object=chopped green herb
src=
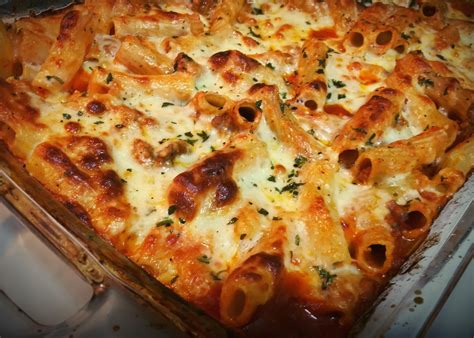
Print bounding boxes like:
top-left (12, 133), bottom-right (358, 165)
top-left (294, 155), bottom-right (308, 168)
top-left (352, 127), bottom-right (367, 134)
top-left (337, 94), bottom-right (346, 100)
top-left (258, 208), bottom-right (269, 216)
top-left (63, 113), bottom-right (72, 120)
top-left (77, 111), bottom-right (83, 116)
top-left (252, 7), bottom-right (263, 15)
top-left (295, 234), bottom-right (300, 246)
top-left (94, 121), bottom-right (104, 125)
top-left (436, 54), bottom-right (446, 61)
top-left (185, 139), bottom-right (198, 146)
top-left (418, 77), bottom-right (434, 87)
top-left (326, 92), bottom-right (332, 100)
top-left (168, 205), bottom-right (177, 215)
top-left (197, 131), bottom-right (209, 142)
top-left (162, 102), bottom-right (175, 107)
top-left (331, 79), bottom-right (346, 88)
top-left (318, 58), bottom-right (326, 68)
top-left (314, 266), bottom-right (336, 290)
top-left (401, 32), bottom-right (410, 40)
top-left (179, 217), bottom-right (186, 224)
top-left (240, 233), bottom-right (247, 240)
top-left (280, 102), bottom-right (287, 113)
top-left (227, 217), bottom-right (238, 225)
top-left (316, 69), bottom-right (325, 74)
top-left (249, 27), bottom-right (261, 39)
top-left (197, 255), bottom-right (211, 264)
top-left (267, 175), bottom-right (276, 182)
top-left (272, 216), bottom-right (282, 221)
top-left (156, 217), bottom-right (174, 227)
top-left (184, 131), bottom-right (193, 137)
top-left (255, 100), bottom-right (263, 110)
top-left (46, 75), bottom-right (64, 84)
top-left (358, 0), bottom-right (372, 7)
top-left (170, 275), bottom-right (179, 284)
top-left (265, 63), bottom-right (275, 70)
top-left (210, 270), bottom-right (227, 281)
top-left (281, 92), bottom-right (287, 99)
top-left (105, 73), bottom-right (113, 84)
top-left (287, 169), bottom-right (298, 179)
top-left (394, 113), bottom-right (400, 125)
top-left (115, 124), bottom-right (125, 129)
top-left (277, 182), bottom-right (305, 196)
top-left (365, 133), bottom-right (376, 146)
top-left (126, 168), bottom-right (132, 172)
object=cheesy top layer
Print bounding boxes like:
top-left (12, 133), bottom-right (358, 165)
top-left (1, 0), bottom-right (473, 335)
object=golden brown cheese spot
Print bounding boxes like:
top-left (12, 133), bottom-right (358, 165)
top-left (57, 11), bottom-right (80, 44)
top-left (155, 140), bottom-right (190, 165)
top-left (132, 138), bottom-right (155, 166)
top-left (86, 100), bottom-right (107, 115)
top-left (423, 76), bottom-right (473, 122)
top-left (366, 95), bottom-right (392, 123)
top-left (173, 53), bottom-right (201, 76)
top-left (238, 253), bottom-right (282, 279)
top-left (168, 150), bottom-right (242, 221)
top-left (222, 71), bottom-right (240, 84)
top-left (100, 169), bottom-right (124, 198)
top-left (192, 0), bottom-right (218, 15)
top-left (29, 139), bottom-right (132, 245)
top-left (0, 80), bottom-right (42, 126)
top-left (209, 50), bottom-right (260, 72)
top-left (61, 136), bottom-right (112, 171)
top-left (39, 143), bottom-right (90, 184)
top-left (434, 25), bottom-right (460, 51)
top-left (64, 121), bottom-right (82, 134)
top-left (249, 83), bottom-right (279, 98)
top-left (112, 105), bottom-right (158, 129)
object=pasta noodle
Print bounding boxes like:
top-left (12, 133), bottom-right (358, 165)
top-left (352, 127), bottom-right (451, 184)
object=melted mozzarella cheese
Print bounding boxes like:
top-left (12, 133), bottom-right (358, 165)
top-left (331, 169), bottom-right (392, 230)
top-left (325, 53), bottom-right (385, 113)
top-left (15, 0), bottom-right (474, 310)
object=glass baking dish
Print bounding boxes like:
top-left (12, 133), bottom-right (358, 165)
top-left (0, 2), bottom-right (472, 336)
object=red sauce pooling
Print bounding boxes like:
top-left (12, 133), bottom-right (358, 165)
top-left (310, 28), bottom-right (338, 40)
top-left (324, 104), bottom-right (352, 117)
